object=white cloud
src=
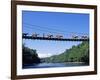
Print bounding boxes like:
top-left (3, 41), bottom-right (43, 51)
top-left (38, 53), bottom-right (54, 58)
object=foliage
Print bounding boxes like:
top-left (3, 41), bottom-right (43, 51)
top-left (42, 41), bottom-right (89, 64)
top-left (22, 44), bottom-right (41, 66)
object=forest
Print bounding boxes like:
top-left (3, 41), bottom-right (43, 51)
top-left (42, 41), bottom-right (89, 64)
top-left (22, 44), bottom-right (41, 67)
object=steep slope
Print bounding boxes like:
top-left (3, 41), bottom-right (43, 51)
top-left (22, 44), bottom-right (41, 66)
top-left (42, 42), bottom-right (89, 64)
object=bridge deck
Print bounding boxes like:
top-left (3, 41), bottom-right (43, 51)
top-left (22, 36), bottom-right (89, 41)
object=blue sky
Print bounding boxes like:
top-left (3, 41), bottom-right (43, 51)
top-left (22, 11), bottom-right (89, 58)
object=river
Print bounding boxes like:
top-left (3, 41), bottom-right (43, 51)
top-left (23, 62), bottom-right (88, 69)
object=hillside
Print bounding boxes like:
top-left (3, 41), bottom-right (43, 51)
top-left (42, 42), bottom-right (89, 64)
top-left (22, 44), bottom-right (41, 67)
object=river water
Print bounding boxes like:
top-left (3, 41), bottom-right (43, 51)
top-left (23, 62), bottom-right (88, 69)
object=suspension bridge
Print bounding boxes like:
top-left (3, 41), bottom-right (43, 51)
top-left (22, 33), bottom-right (89, 41)
top-left (22, 23), bottom-right (89, 41)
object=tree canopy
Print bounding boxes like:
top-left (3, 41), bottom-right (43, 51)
top-left (42, 41), bottom-right (89, 64)
top-left (22, 44), bottom-right (41, 67)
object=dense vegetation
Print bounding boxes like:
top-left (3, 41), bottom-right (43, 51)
top-left (42, 42), bottom-right (89, 64)
top-left (22, 44), bottom-right (41, 66)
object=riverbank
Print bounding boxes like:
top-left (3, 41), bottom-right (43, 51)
top-left (43, 62), bottom-right (87, 64)
top-left (65, 62), bottom-right (86, 64)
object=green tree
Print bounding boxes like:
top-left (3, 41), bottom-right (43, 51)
top-left (43, 41), bottom-right (89, 64)
top-left (22, 44), bottom-right (41, 67)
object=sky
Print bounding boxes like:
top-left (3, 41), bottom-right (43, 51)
top-left (22, 11), bottom-right (89, 58)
